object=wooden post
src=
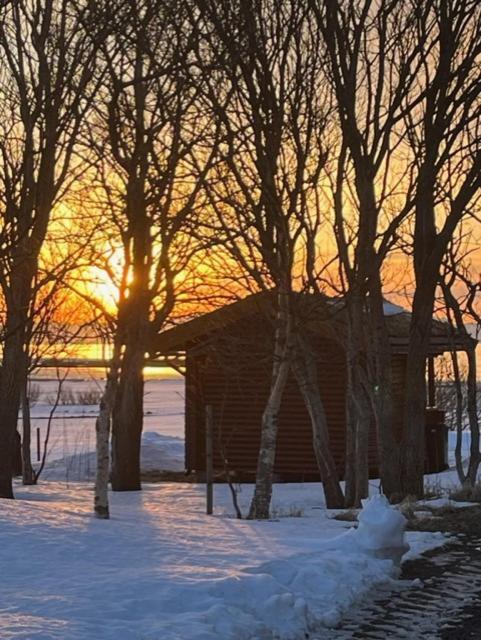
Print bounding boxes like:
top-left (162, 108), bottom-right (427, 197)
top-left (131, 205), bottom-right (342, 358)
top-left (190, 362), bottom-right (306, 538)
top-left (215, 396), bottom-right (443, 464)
top-left (36, 427), bottom-right (41, 462)
top-left (205, 405), bottom-right (214, 515)
top-left (427, 356), bottom-right (436, 407)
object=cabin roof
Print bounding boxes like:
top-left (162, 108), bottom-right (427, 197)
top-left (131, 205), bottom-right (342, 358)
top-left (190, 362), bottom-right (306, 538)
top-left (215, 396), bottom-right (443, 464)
top-left (151, 290), bottom-right (475, 356)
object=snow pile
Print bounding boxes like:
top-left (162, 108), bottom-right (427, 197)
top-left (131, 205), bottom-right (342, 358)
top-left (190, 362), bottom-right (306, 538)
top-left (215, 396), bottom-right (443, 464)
top-left (40, 431), bottom-right (184, 481)
top-left (156, 495), bottom-right (411, 638)
top-left (420, 496), bottom-right (477, 510)
top-left (403, 530), bottom-right (449, 561)
top-left (354, 494), bottom-right (409, 565)
top-left (140, 431), bottom-right (184, 471)
top-left (239, 544), bottom-right (396, 634)
top-left (383, 300), bottom-right (407, 315)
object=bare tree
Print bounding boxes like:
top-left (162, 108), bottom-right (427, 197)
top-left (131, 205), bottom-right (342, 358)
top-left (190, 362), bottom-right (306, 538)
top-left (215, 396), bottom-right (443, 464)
top-left (86, 0), bottom-right (216, 505)
top-left (400, 0), bottom-right (481, 496)
top-left (312, 0), bottom-right (481, 501)
top-left (0, 0), bottom-right (104, 498)
top-left (193, 0), bottom-right (343, 517)
top-left (310, 0), bottom-right (430, 505)
top-left (17, 221), bottom-right (100, 484)
top-left (440, 237), bottom-right (481, 487)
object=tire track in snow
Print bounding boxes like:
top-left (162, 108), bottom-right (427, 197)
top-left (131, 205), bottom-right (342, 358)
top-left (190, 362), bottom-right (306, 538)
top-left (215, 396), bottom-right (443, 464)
top-left (319, 535), bottom-right (481, 639)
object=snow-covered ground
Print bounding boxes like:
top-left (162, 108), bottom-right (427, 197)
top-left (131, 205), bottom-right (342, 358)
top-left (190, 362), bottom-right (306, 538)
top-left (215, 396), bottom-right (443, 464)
top-left (0, 481), bottom-right (447, 640)
top-left (2, 373), bottom-right (473, 639)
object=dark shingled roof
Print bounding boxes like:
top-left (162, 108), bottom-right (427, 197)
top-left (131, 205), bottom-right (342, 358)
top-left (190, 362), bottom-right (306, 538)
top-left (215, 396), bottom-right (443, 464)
top-left (151, 290), bottom-right (476, 356)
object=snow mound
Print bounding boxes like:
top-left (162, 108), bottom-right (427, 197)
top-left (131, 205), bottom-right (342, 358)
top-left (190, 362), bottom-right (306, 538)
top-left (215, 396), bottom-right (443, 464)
top-left (40, 431), bottom-right (184, 481)
top-left (383, 300), bottom-right (407, 315)
top-left (140, 431), bottom-right (184, 471)
top-left (158, 495), bottom-right (410, 638)
top-left (355, 494), bottom-right (409, 564)
top-left (240, 546), bottom-right (395, 634)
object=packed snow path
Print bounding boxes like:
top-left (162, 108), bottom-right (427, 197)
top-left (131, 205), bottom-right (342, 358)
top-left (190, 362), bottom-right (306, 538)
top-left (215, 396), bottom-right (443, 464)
top-left (326, 534), bottom-right (481, 639)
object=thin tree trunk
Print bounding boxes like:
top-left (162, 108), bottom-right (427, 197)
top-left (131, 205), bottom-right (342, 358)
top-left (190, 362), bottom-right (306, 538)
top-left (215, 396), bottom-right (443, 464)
top-left (20, 382), bottom-right (35, 485)
top-left (344, 295), bottom-right (371, 507)
top-left (94, 402), bottom-right (112, 518)
top-left (344, 376), bottom-right (370, 509)
top-left (465, 346), bottom-right (480, 486)
top-left (248, 290), bottom-right (292, 519)
top-left (291, 334), bottom-right (344, 508)
top-left (354, 408), bottom-right (370, 506)
top-left (401, 363), bottom-right (428, 497)
top-left (247, 357), bottom-right (290, 519)
top-left (344, 393), bottom-right (357, 507)
top-left (369, 280), bottom-right (401, 499)
top-left (451, 349), bottom-right (466, 485)
top-left (94, 343), bottom-right (122, 518)
top-left (442, 283), bottom-right (480, 488)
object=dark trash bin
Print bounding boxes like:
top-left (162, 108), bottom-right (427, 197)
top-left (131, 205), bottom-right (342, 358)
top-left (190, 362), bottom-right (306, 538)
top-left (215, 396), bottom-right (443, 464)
top-left (425, 409), bottom-right (448, 473)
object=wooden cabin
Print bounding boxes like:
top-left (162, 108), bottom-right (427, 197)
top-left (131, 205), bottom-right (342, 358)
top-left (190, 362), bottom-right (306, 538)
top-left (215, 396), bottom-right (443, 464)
top-left (152, 292), bottom-right (474, 481)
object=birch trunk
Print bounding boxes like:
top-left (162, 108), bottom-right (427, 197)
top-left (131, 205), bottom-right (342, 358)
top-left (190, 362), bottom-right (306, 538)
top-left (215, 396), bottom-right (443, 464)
top-left (291, 335), bottom-right (344, 508)
top-left (94, 377), bottom-right (116, 518)
top-left (94, 343), bottom-right (122, 518)
top-left (247, 358), bottom-right (290, 519)
top-left (248, 290), bottom-right (292, 519)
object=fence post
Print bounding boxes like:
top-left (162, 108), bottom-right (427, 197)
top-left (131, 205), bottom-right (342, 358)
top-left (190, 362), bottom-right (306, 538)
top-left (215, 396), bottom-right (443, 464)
top-left (36, 427), bottom-right (41, 462)
top-left (205, 405), bottom-right (214, 515)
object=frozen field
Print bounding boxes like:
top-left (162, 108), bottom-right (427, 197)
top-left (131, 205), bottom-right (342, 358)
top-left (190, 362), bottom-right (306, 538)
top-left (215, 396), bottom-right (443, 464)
top-left (27, 375), bottom-right (185, 481)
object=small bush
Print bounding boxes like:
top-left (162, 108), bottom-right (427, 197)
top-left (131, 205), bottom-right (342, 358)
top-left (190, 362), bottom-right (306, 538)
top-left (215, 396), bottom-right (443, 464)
top-left (423, 480), bottom-right (443, 500)
top-left (449, 483), bottom-right (481, 503)
top-left (396, 496), bottom-right (423, 524)
top-left (27, 383), bottom-right (41, 406)
top-left (46, 387), bottom-right (76, 405)
top-left (270, 505), bottom-right (304, 518)
top-left (46, 386), bottom-right (102, 406)
top-left (75, 389), bottom-right (102, 405)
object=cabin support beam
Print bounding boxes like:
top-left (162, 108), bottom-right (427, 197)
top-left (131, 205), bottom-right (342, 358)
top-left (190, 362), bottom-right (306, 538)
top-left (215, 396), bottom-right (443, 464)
top-left (427, 356), bottom-right (436, 407)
